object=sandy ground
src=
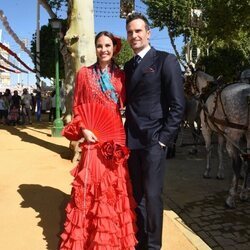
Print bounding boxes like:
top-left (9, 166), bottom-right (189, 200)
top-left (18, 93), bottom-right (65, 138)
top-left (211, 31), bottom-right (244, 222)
top-left (0, 120), bottom-right (209, 250)
top-left (0, 123), bottom-right (71, 249)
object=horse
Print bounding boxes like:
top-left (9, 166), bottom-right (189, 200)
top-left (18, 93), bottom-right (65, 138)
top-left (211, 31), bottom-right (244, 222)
top-left (240, 69), bottom-right (250, 84)
top-left (167, 72), bottom-right (203, 157)
top-left (178, 92), bottom-right (202, 154)
top-left (180, 71), bottom-right (208, 154)
top-left (190, 70), bottom-right (250, 208)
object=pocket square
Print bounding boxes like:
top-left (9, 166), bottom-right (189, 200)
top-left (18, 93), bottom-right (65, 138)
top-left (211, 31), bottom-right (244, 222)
top-left (143, 67), bottom-right (155, 73)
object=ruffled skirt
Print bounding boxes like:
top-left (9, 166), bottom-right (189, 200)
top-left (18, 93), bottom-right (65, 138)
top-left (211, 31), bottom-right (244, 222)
top-left (59, 143), bottom-right (137, 249)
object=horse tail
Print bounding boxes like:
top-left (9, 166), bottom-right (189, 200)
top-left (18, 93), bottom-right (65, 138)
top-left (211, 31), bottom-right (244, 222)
top-left (246, 94), bottom-right (250, 159)
top-left (248, 94), bottom-right (250, 131)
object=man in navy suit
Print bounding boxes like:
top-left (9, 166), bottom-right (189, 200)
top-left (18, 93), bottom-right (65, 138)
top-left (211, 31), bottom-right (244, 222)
top-left (124, 12), bottom-right (185, 249)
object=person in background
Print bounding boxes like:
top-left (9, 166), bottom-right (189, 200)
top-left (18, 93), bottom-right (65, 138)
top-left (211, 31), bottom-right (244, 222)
top-left (30, 93), bottom-right (36, 115)
top-left (35, 90), bottom-right (42, 121)
top-left (8, 90), bottom-right (21, 125)
top-left (49, 90), bottom-right (56, 122)
top-left (11, 90), bottom-right (21, 119)
top-left (0, 92), bottom-right (8, 124)
top-left (59, 31), bottom-right (137, 249)
top-left (44, 92), bottom-right (51, 115)
top-left (21, 88), bottom-right (32, 124)
top-left (11, 90), bottom-right (21, 110)
top-left (4, 88), bottom-right (11, 116)
top-left (4, 88), bottom-right (12, 104)
top-left (59, 81), bottom-right (66, 115)
top-left (124, 12), bottom-right (185, 249)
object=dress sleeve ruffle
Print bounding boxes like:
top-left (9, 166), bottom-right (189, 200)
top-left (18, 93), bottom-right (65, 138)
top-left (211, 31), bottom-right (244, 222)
top-left (61, 67), bottom-right (87, 142)
top-left (62, 116), bottom-right (84, 141)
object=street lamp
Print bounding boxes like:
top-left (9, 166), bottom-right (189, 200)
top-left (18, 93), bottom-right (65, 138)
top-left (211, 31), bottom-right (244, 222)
top-left (49, 18), bottom-right (64, 137)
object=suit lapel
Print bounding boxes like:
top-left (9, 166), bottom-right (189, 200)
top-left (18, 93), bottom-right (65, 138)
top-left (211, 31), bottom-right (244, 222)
top-left (128, 48), bottom-right (158, 95)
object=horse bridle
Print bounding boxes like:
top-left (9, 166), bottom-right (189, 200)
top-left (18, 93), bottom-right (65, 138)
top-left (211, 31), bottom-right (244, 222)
top-left (186, 70), bottom-right (249, 154)
top-left (184, 71), bottom-right (200, 98)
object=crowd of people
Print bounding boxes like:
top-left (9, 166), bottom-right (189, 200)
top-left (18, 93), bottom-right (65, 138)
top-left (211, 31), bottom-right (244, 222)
top-left (0, 87), bottom-right (65, 125)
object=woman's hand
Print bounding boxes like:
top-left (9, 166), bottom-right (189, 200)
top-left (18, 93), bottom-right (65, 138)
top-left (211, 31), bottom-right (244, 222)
top-left (82, 129), bottom-right (98, 143)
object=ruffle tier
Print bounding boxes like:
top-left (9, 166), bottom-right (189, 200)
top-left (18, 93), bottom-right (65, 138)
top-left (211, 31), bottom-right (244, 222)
top-left (59, 144), bottom-right (137, 249)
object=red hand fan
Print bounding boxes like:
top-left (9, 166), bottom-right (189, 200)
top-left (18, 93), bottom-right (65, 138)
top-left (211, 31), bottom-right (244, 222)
top-left (75, 102), bottom-right (126, 145)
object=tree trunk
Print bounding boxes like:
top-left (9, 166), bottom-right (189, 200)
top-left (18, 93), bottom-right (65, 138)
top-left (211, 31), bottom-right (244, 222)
top-left (63, 0), bottom-right (96, 123)
top-left (40, 0), bottom-right (95, 123)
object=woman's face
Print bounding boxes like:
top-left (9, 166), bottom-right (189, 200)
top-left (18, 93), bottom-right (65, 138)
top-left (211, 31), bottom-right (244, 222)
top-left (95, 35), bottom-right (115, 66)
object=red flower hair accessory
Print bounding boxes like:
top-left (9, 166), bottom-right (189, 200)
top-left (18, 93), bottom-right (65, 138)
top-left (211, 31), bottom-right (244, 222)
top-left (113, 144), bottom-right (130, 163)
top-left (113, 36), bottom-right (122, 56)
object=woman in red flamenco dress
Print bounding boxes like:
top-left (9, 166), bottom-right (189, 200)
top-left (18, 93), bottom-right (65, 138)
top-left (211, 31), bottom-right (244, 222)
top-left (59, 31), bottom-right (137, 249)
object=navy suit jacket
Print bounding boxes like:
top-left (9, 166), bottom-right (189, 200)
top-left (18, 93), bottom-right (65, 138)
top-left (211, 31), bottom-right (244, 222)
top-left (124, 47), bottom-right (185, 149)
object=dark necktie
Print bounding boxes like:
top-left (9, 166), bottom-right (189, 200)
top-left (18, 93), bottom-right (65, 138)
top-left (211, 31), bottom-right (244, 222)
top-left (133, 55), bottom-right (141, 69)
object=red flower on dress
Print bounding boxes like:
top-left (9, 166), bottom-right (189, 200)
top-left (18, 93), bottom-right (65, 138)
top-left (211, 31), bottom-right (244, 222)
top-left (101, 140), bottom-right (115, 160)
top-left (100, 141), bottom-right (130, 164)
top-left (114, 144), bottom-right (130, 164)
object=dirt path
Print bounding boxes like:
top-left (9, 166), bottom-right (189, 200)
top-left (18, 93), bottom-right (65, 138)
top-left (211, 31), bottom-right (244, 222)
top-left (0, 123), bottom-right (72, 249)
top-left (0, 121), bottom-right (210, 250)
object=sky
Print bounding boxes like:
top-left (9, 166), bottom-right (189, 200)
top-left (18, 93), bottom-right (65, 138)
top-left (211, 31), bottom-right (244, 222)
top-left (0, 0), bottom-right (183, 89)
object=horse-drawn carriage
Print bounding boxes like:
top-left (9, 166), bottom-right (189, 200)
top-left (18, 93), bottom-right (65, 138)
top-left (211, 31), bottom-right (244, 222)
top-left (183, 68), bottom-right (250, 208)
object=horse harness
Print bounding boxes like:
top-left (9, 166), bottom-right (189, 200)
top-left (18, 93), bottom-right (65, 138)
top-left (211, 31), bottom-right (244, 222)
top-left (202, 83), bottom-right (248, 131)
top-left (186, 71), bottom-right (250, 158)
top-left (188, 72), bottom-right (249, 132)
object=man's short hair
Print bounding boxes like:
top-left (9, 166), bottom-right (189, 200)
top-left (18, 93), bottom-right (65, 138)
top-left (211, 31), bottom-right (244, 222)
top-left (126, 12), bottom-right (150, 30)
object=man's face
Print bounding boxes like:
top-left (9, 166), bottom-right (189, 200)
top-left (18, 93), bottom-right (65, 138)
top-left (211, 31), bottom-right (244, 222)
top-left (126, 18), bottom-right (151, 54)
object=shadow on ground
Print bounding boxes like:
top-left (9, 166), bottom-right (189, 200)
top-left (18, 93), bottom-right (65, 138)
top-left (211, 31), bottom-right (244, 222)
top-left (164, 132), bottom-right (250, 250)
top-left (17, 184), bottom-right (70, 250)
top-left (0, 125), bottom-right (71, 160)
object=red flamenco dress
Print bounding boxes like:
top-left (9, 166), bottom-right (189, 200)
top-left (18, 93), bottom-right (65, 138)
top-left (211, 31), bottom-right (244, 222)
top-left (59, 64), bottom-right (137, 249)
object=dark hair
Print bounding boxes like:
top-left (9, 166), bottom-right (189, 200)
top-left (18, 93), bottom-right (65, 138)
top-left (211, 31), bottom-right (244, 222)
top-left (126, 12), bottom-right (150, 30)
top-left (95, 31), bottom-right (117, 47)
top-left (5, 88), bottom-right (11, 95)
top-left (51, 90), bottom-right (56, 97)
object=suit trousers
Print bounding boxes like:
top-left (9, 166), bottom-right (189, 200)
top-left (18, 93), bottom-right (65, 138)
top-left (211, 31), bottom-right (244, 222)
top-left (128, 143), bottom-right (167, 250)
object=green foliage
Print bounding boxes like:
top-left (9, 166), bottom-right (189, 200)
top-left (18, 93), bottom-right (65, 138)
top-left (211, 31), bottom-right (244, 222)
top-left (198, 47), bottom-right (250, 82)
top-left (47, 0), bottom-right (68, 11)
top-left (31, 23), bottom-right (65, 79)
top-left (142, 0), bottom-right (250, 80)
top-left (114, 38), bottom-right (134, 68)
top-left (143, 0), bottom-right (250, 46)
top-left (203, 0), bottom-right (250, 44)
top-left (142, 0), bottom-right (190, 37)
